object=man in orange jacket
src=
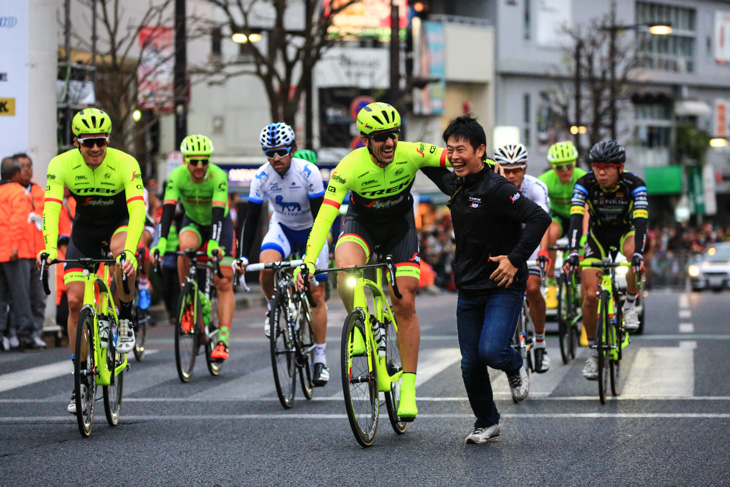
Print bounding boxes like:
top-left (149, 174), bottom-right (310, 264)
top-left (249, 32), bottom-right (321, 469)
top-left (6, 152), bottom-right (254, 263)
top-left (13, 153), bottom-right (47, 349)
top-left (0, 157), bottom-right (39, 351)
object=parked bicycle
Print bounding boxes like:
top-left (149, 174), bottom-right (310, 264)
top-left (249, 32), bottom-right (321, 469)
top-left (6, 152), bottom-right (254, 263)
top-left (40, 251), bottom-right (129, 437)
top-left (239, 259), bottom-right (315, 409)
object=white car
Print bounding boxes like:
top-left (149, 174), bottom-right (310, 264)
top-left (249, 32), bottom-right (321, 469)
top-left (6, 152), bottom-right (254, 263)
top-left (688, 242), bottom-right (730, 292)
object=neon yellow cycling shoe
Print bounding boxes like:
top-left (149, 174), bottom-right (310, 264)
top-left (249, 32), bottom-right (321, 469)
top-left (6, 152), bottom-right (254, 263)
top-left (546, 284), bottom-right (558, 309)
top-left (397, 373), bottom-right (418, 421)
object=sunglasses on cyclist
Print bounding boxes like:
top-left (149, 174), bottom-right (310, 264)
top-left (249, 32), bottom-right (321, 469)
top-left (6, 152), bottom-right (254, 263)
top-left (368, 129), bottom-right (400, 143)
top-left (187, 157), bottom-right (210, 166)
top-left (552, 163), bottom-right (575, 171)
top-left (591, 163), bottom-right (620, 171)
top-left (264, 147), bottom-right (292, 159)
top-left (78, 136), bottom-right (109, 149)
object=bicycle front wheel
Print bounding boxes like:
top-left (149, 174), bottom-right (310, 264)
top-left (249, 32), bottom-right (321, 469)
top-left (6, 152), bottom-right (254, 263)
top-left (610, 302), bottom-right (622, 397)
top-left (74, 309), bottom-right (97, 437)
top-left (270, 294), bottom-right (296, 409)
top-left (383, 318), bottom-right (407, 435)
top-left (103, 341), bottom-right (124, 426)
top-left (557, 275), bottom-right (571, 364)
top-left (205, 290), bottom-right (223, 376)
top-left (295, 298), bottom-right (314, 400)
top-left (133, 306), bottom-right (148, 362)
top-left (174, 283), bottom-right (199, 383)
top-left (596, 291), bottom-right (610, 405)
top-left (341, 310), bottom-right (379, 447)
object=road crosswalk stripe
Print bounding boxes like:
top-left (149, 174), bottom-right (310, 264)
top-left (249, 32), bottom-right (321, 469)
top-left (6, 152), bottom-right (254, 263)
top-left (623, 342), bottom-right (695, 397)
top-left (679, 323), bottom-right (694, 333)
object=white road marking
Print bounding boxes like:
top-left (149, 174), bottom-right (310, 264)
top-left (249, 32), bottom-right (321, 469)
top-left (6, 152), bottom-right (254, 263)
top-left (679, 323), bottom-right (694, 333)
top-left (415, 348), bottom-right (461, 387)
top-left (679, 294), bottom-right (689, 309)
top-left (623, 342), bottom-right (695, 397)
top-left (679, 309), bottom-right (692, 319)
top-left (191, 365), bottom-right (276, 400)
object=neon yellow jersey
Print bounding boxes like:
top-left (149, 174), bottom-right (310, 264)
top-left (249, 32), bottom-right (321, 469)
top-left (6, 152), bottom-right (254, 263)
top-left (304, 141), bottom-right (449, 266)
top-left (43, 147), bottom-right (146, 255)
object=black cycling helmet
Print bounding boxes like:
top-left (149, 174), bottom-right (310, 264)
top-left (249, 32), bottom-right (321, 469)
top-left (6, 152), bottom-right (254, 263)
top-left (588, 139), bottom-right (626, 164)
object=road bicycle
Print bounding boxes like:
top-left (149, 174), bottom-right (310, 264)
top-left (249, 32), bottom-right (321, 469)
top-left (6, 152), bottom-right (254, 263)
top-left (131, 246), bottom-right (151, 362)
top-left (40, 251), bottom-right (129, 437)
top-left (577, 256), bottom-right (636, 404)
top-left (302, 255), bottom-right (406, 448)
top-left (158, 248), bottom-right (223, 383)
top-left (550, 244), bottom-right (583, 364)
top-left (240, 259), bottom-right (315, 409)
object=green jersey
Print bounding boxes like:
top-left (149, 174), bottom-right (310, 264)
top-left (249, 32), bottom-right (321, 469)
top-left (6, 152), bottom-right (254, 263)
top-left (163, 164), bottom-right (229, 226)
top-left (538, 167), bottom-right (587, 219)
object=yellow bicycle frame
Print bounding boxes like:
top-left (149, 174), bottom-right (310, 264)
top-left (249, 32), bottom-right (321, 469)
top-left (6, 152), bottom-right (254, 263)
top-left (348, 266), bottom-right (403, 393)
top-left (592, 262), bottom-right (631, 360)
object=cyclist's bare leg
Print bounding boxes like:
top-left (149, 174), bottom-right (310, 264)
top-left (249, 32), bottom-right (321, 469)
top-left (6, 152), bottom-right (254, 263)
top-left (65, 280), bottom-right (85, 355)
top-left (258, 248), bottom-right (284, 300)
top-left (309, 283), bottom-right (327, 344)
top-left (177, 229), bottom-right (200, 286)
top-left (526, 274), bottom-right (546, 334)
top-left (214, 266), bottom-right (235, 324)
top-left (622, 236), bottom-right (638, 295)
top-left (111, 231), bottom-right (136, 304)
top-left (581, 267), bottom-right (600, 340)
top-left (547, 220), bottom-right (561, 278)
top-left (334, 241), bottom-right (367, 312)
top-left (390, 275), bottom-right (420, 374)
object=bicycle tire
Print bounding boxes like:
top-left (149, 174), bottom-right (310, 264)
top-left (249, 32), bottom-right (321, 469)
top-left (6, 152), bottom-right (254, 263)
top-left (295, 297), bottom-right (314, 400)
top-left (383, 318), bottom-right (407, 435)
top-left (557, 275), bottom-right (571, 364)
top-left (174, 283), bottom-right (199, 383)
top-left (270, 293), bottom-right (296, 409)
top-left (610, 298), bottom-right (622, 397)
top-left (634, 289), bottom-right (646, 335)
top-left (133, 306), bottom-right (148, 362)
top-left (74, 308), bottom-right (96, 437)
top-left (523, 302), bottom-right (536, 374)
top-left (341, 309), bottom-right (379, 447)
top-left (103, 332), bottom-right (124, 426)
top-left (205, 289), bottom-right (223, 376)
top-left (511, 311), bottom-right (530, 404)
top-left (596, 291), bottom-right (610, 405)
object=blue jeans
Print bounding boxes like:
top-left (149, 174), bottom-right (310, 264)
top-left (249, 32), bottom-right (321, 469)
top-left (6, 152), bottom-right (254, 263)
top-left (457, 288), bottom-right (523, 428)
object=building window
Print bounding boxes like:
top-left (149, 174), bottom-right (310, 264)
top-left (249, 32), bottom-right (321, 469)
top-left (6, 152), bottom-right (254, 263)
top-left (636, 2), bottom-right (695, 73)
top-left (634, 103), bottom-right (672, 148)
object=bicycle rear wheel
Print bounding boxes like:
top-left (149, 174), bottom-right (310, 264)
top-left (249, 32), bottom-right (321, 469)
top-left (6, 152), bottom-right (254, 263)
top-left (596, 292), bottom-right (610, 405)
top-left (103, 336), bottom-right (124, 426)
top-left (74, 309), bottom-right (97, 437)
top-left (510, 313), bottom-right (530, 403)
top-left (205, 289), bottom-right (223, 376)
top-left (341, 309), bottom-right (379, 447)
top-left (270, 294), bottom-right (296, 409)
top-left (132, 306), bottom-right (148, 362)
top-left (295, 298), bottom-right (314, 400)
top-left (557, 275), bottom-right (572, 364)
top-left (174, 283), bottom-right (199, 383)
top-left (383, 318), bottom-right (407, 435)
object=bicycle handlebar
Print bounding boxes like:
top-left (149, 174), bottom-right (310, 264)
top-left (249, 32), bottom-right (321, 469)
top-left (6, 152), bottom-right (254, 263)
top-left (38, 253), bottom-right (122, 296)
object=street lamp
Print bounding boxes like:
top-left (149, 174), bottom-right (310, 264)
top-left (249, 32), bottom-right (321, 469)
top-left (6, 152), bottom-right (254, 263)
top-left (710, 138), bottom-right (728, 148)
top-left (600, 1), bottom-right (672, 139)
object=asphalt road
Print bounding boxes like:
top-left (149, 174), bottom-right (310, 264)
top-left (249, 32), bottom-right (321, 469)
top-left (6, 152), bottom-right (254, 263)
top-left (1, 287), bottom-right (729, 486)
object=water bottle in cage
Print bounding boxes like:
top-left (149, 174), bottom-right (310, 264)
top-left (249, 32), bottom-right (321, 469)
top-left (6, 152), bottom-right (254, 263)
top-left (370, 316), bottom-right (386, 357)
top-left (98, 315), bottom-right (111, 348)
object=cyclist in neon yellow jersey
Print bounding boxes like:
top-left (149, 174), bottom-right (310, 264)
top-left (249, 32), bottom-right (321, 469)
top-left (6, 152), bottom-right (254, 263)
top-left (152, 134), bottom-right (236, 361)
top-left (38, 107), bottom-right (146, 414)
top-left (296, 102), bottom-right (450, 421)
top-left (539, 141), bottom-right (587, 308)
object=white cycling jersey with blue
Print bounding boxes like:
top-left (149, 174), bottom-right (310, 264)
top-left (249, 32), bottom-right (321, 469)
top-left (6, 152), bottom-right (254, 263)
top-left (248, 157), bottom-right (325, 231)
top-left (518, 175), bottom-right (550, 265)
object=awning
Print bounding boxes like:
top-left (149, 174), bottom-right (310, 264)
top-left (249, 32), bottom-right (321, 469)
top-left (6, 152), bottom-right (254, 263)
top-left (645, 165), bottom-right (683, 195)
top-left (675, 100), bottom-right (712, 117)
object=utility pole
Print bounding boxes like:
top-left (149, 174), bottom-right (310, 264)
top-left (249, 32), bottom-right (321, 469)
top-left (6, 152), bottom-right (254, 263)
top-left (574, 39), bottom-right (583, 160)
top-left (389, 1), bottom-right (400, 108)
top-left (304, 0), bottom-right (314, 149)
top-left (608, 0), bottom-right (617, 140)
top-left (174, 0), bottom-right (187, 147)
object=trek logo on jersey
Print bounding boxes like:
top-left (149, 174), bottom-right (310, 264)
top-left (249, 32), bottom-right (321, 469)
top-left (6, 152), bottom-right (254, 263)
top-left (76, 188), bottom-right (115, 195)
top-left (510, 192), bottom-right (521, 204)
top-left (360, 181), bottom-right (410, 197)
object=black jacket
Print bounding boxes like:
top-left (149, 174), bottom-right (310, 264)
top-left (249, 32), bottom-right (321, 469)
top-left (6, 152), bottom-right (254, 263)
top-left (423, 165), bottom-right (551, 294)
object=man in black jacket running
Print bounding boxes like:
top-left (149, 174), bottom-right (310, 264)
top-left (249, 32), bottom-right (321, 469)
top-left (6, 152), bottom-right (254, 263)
top-left (423, 115), bottom-right (550, 444)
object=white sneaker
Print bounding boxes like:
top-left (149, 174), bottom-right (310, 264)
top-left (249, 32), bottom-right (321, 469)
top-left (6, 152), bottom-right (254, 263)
top-left (465, 424), bottom-right (500, 444)
top-left (67, 385), bottom-right (88, 415)
top-left (506, 366), bottom-right (529, 402)
top-left (8, 335), bottom-right (19, 349)
top-left (1, 336), bottom-right (9, 351)
top-left (116, 319), bottom-right (135, 354)
top-left (32, 336), bottom-right (47, 349)
top-left (623, 308), bottom-right (639, 332)
top-left (583, 356), bottom-right (598, 380)
top-left (264, 311), bottom-right (271, 338)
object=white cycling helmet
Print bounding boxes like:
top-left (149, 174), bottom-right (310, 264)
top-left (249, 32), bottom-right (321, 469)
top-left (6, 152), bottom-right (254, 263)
top-left (493, 144), bottom-right (529, 167)
top-left (259, 123), bottom-right (295, 149)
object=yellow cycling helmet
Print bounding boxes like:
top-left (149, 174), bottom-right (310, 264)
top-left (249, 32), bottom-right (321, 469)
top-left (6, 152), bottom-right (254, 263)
top-left (547, 140), bottom-right (578, 165)
top-left (180, 134), bottom-right (214, 156)
top-left (72, 108), bottom-right (112, 136)
top-left (357, 102), bottom-right (401, 136)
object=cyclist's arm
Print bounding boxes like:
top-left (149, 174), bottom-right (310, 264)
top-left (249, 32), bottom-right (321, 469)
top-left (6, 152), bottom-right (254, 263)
top-left (158, 171), bottom-right (182, 240)
top-left (41, 158), bottom-right (65, 255)
top-left (303, 166), bottom-right (350, 266)
top-left (238, 201), bottom-right (262, 260)
top-left (533, 180), bottom-right (551, 252)
top-left (210, 167), bottom-right (228, 244)
top-left (309, 195), bottom-right (324, 219)
top-left (122, 161), bottom-right (146, 255)
top-left (568, 179), bottom-right (588, 252)
top-left (631, 182), bottom-right (649, 255)
top-left (305, 161), bottom-right (325, 219)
